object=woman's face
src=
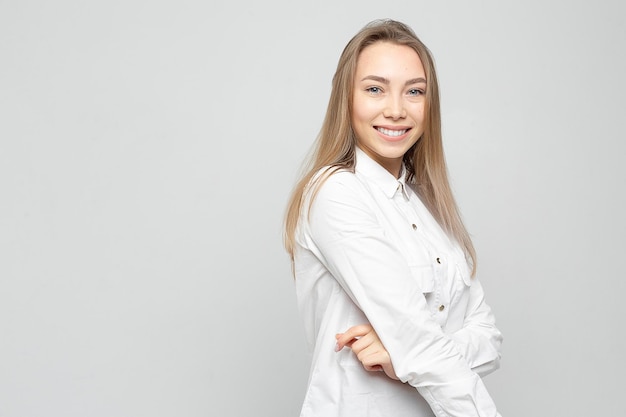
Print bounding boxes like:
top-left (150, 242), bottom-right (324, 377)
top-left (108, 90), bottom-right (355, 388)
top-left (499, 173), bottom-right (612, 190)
top-left (351, 41), bottom-right (426, 177)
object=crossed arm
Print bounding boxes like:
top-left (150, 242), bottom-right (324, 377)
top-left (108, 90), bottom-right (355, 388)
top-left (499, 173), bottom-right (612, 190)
top-left (336, 280), bottom-right (503, 382)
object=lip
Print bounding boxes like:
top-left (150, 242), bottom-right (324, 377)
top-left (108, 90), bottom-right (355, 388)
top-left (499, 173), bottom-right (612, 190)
top-left (374, 126), bottom-right (412, 142)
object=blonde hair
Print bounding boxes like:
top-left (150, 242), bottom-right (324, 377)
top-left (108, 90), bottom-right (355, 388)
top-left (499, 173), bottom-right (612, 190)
top-left (283, 19), bottom-right (477, 276)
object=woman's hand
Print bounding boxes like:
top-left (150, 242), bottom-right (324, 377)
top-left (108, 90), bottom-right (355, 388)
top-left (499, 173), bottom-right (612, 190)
top-left (335, 324), bottom-right (399, 380)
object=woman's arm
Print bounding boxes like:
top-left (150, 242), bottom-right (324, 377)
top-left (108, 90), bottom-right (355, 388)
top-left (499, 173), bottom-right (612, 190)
top-left (338, 285), bottom-right (503, 380)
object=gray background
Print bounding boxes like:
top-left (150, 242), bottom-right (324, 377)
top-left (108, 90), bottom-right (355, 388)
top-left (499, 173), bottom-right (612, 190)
top-left (1, 1), bottom-right (624, 416)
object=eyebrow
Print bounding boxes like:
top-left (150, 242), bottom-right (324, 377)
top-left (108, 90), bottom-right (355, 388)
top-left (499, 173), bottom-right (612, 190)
top-left (360, 75), bottom-right (427, 86)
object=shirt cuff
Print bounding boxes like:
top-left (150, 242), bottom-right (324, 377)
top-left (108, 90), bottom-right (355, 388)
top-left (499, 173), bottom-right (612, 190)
top-left (417, 373), bottom-right (501, 417)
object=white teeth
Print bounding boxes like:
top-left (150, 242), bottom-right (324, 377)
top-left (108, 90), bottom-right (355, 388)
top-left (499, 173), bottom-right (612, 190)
top-left (377, 127), bottom-right (407, 137)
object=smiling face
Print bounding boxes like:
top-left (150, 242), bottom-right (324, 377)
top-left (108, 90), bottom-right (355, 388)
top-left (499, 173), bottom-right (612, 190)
top-left (351, 41), bottom-right (427, 177)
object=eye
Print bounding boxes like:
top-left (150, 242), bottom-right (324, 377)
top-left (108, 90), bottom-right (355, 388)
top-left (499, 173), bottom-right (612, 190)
top-left (365, 86), bottom-right (383, 95)
top-left (407, 88), bottom-right (425, 96)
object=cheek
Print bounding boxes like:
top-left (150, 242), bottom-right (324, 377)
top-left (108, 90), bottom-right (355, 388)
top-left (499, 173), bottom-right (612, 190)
top-left (352, 99), bottom-right (376, 124)
top-left (408, 103), bottom-right (425, 121)
top-left (351, 107), bottom-right (365, 129)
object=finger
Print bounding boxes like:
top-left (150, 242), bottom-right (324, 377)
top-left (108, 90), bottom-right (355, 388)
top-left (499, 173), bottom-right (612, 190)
top-left (335, 324), bottom-right (373, 351)
top-left (361, 351), bottom-right (387, 373)
top-left (335, 333), bottom-right (361, 349)
top-left (359, 349), bottom-right (390, 368)
top-left (356, 345), bottom-right (382, 364)
top-left (363, 364), bottom-right (383, 372)
top-left (349, 332), bottom-right (377, 355)
top-left (338, 324), bottom-right (372, 343)
top-left (336, 335), bottom-right (360, 351)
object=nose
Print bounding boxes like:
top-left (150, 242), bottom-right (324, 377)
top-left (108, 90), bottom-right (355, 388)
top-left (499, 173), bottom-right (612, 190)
top-left (383, 95), bottom-right (406, 120)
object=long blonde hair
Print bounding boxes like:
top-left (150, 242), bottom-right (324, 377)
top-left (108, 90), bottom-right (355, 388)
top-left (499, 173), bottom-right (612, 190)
top-left (283, 19), bottom-right (477, 276)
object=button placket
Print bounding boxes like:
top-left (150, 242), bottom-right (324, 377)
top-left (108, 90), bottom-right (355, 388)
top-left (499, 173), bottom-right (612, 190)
top-left (432, 256), bottom-right (443, 316)
top-left (400, 183), bottom-right (451, 324)
top-left (400, 192), bottom-right (445, 319)
top-left (435, 257), bottom-right (442, 310)
top-left (435, 256), bottom-right (452, 322)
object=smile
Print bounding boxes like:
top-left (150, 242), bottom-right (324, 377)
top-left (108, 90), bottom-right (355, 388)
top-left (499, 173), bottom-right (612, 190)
top-left (376, 127), bottom-right (409, 137)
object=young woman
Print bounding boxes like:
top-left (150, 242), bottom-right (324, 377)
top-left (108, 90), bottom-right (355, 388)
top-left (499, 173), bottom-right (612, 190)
top-left (284, 19), bottom-right (503, 417)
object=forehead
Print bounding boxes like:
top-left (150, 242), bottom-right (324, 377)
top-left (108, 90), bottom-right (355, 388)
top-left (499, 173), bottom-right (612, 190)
top-left (355, 41), bottom-right (425, 77)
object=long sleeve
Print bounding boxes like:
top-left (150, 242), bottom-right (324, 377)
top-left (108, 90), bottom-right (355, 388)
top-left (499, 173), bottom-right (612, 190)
top-left (304, 171), bottom-right (501, 417)
top-left (449, 278), bottom-right (503, 377)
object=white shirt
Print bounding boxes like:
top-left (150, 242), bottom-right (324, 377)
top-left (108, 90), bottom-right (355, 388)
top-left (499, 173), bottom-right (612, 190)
top-left (294, 148), bottom-right (503, 417)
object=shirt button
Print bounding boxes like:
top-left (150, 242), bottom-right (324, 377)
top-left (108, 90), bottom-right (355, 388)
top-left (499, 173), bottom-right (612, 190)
top-left (439, 305), bottom-right (445, 312)
top-left (436, 257), bottom-right (441, 264)
top-left (412, 224), bottom-right (417, 230)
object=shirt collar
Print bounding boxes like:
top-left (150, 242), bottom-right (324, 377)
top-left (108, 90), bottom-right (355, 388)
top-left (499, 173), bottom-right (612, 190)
top-left (355, 147), bottom-right (410, 200)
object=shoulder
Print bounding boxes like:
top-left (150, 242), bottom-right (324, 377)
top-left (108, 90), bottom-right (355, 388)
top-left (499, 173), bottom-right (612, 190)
top-left (307, 166), bottom-right (366, 204)
top-left (301, 167), bottom-right (380, 244)
top-left (304, 166), bottom-right (379, 227)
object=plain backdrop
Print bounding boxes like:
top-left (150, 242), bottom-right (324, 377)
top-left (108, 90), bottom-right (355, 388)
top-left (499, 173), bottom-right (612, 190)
top-left (1, 1), bottom-right (625, 416)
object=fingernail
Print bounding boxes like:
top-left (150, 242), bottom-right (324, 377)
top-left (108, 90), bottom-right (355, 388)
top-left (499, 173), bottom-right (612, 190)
top-left (335, 343), bottom-right (340, 352)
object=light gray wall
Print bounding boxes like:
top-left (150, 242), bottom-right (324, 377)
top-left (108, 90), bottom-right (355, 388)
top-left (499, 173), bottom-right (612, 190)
top-left (1, 1), bottom-right (624, 416)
